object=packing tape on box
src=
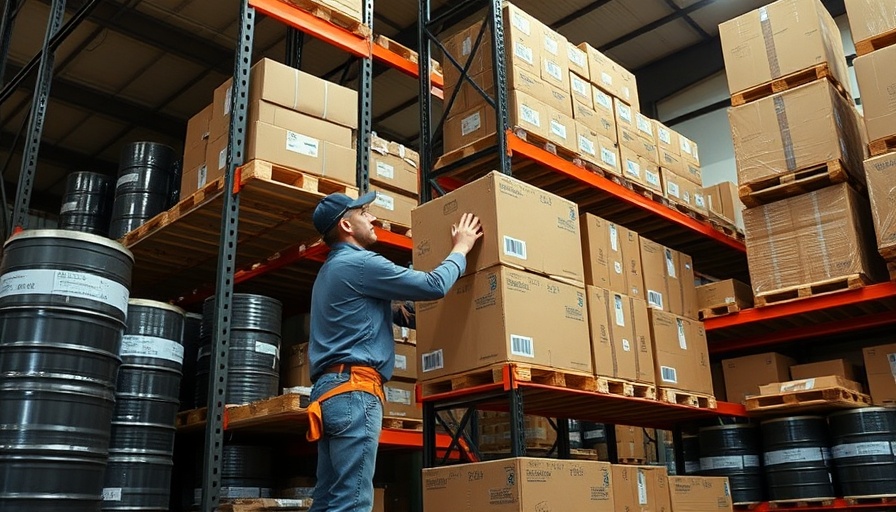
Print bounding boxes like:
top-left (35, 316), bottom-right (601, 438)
top-left (758, 6), bottom-right (781, 78)
top-left (773, 96), bottom-right (797, 172)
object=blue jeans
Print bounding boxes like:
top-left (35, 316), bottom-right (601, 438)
top-left (309, 372), bottom-right (383, 512)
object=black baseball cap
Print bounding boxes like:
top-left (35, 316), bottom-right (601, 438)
top-left (313, 191), bottom-right (377, 235)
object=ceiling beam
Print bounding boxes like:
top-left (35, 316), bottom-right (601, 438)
top-left (662, 0), bottom-right (710, 41)
top-left (550, 0), bottom-right (613, 30)
top-left (599, 0), bottom-right (716, 52)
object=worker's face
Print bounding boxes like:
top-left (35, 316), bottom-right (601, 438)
top-left (346, 206), bottom-right (377, 247)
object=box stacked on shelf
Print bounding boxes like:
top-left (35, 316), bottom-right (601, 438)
top-left (721, 0), bottom-right (887, 304)
top-left (702, 181), bottom-right (744, 232)
top-left (369, 134), bottom-right (420, 230)
top-left (847, 0), bottom-right (896, 273)
top-left (477, 413), bottom-right (557, 453)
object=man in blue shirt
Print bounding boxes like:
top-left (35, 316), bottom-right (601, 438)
top-left (308, 191), bottom-right (481, 512)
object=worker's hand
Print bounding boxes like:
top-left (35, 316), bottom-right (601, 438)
top-left (450, 213), bottom-right (483, 256)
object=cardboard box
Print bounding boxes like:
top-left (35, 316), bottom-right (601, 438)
top-left (679, 133), bottom-right (699, 167)
top-left (791, 359), bottom-right (856, 381)
top-left (658, 148), bottom-right (685, 178)
top-left (719, 0), bottom-right (850, 97)
top-left (661, 168), bottom-right (689, 207)
top-left (619, 125), bottom-right (658, 164)
top-left (179, 163), bottom-right (209, 200)
top-left (640, 157), bottom-right (663, 195)
top-left (649, 309), bottom-right (712, 395)
top-left (285, 342), bottom-right (312, 388)
top-left (182, 141), bottom-right (207, 183)
top-left (422, 458), bottom-right (615, 512)
top-left (704, 181), bottom-right (744, 229)
top-left (722, 352), bottom-right (795, 404)
top-left (654, 120), bottom-right (680, 157)
top-left (185, 104), bottom-right (212, 149)
top-left (393, 324), bottom-right (417, 344)
top-left (547, 108), bottom-right (577, 154)
top-left (686, 180), bottom-right (708, 216)
top-left (392, 341), bottom-right (417, 381)
top-left (863, 343), bottom-right (896, 405)
top-left (251, 101), bottom-right (354, 147)
top-left (846, 0), bottom-right (896, 43)
top-left (369, 185), bottom-right (416, 228)
top-left (244, 121), bottom-right (357, 184)
top-left (635, 112), bottom-right (656, 146)
top-left (416, 266), bottom-right (592, 380)
top-left (587, 287), bottom-right (655, 384)
top-left (668, 476), bottom-right (734, 512)
top-left (854, 45), bottom-right (896, 142)
top-left (679, 253), bottom-right (698, 320)
top-left (592, 86), bottom-right (618, 143)
top-left (370, 135), bottom-right (418, 195)
top-left (863, 153), bottom-right (896, 256)
top-left (570, 71), bottom-right (593, 109)
top-left (383, 380), bottom-right (420, 420)
top-left (729, 80), bottom-right (865, 187)
top-left (759, 375), bottom-right (862, 395)
top-left (441, 24), bottom-right (492, 88)
top-left (576, 123), bottom-right (620, 175)
top-left (443, 90), bottom-right (546, 153)
top-left (478, 413), bottom-right (557, 451)
top-left (615, 425), bottom-right (648, 460)
top-left (743, 183), bottom-right (884, 295)
top-left (580, 213), bottom-right (643, 297)
top-left (567, 42), bottom-right (589, 79)
top-left (578, 42), bottom-right (639, 108)
top-left (640, 238), bottom-right (683, 316)
top-left (611, 465), bottom-right (671, 512)
top-left (411, 171), bottom-right (584, 282)
top-left (615, 97), bottom-right (635, 135)
top-left (620, 146), bottom-right (647, 190)
top-left (696, 279), bottom-right (754, 310)
top-left (540, 28), bottom-right (570, 93)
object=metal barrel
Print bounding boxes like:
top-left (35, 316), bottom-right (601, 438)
top-left (108, 142), bottom-right (178, 240)
top-left (103, 299), bottom-right (184, 511)
top-left (699, 424), bottom-right (764, 504)
top-left (59, 171), bottom-right (114, 237)
top-left (581, 422), bottom-right (606, 449)
top-left (117, 142), bottom-right (177, 172)
top-left (0, 230), bottom-right (133, 511)
top-left (179, 313), bottom-right (202, 410)
top-left (201, 294), bottom-right (283, 337)
top-left (828, 407), bottom-right (896, 498)
top-left (761, 416), bottom-right (835, 502)
top-left (681, 433), bottom-right (701, 475)
top-left (193, 444), bottom-right (274, 504)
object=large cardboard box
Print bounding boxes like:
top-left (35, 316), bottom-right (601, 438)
top-left (854, 45), bottom-right (896, 142)
top-left (615, 98), bottom-right (635, 138)
top-left (185, 104), bottom-right (212, 150)
top-left (250, 101), bottom-right (353, 147)
top-left (580, 213), bottom-right (643, 297)
top-left (658, 148), bottom-right (685, 178)
top-left (179, 163), bottom-right (209, 199)
top-left (416, 266), bottom-right (592, 380)
top-left (635, 112), bottom-right (657, 147)
top-left (369, 185), bottom-right (416, 228)
top-left (862, 343), bottom-right (896, 405)
top-left (612, 465), bottom-right (671, 512)
top-left (392, 341), bottom-right (417, 381)
top-left (729, 80), bottom-right (865, 187)
top-left (244, 122), bottom-right (356, 184)
top-left (863, 152), bottom-right (896, 258)
top-left (412, 171), bottom-right (584, 283)
top-left (383, 380), bottom-right (420, 420)
top-left (640, 238), bottom-right (684, 316)
top-left (478, 413), bottom-right (557, 451)
top-left (422, 458), bottom-right (615, 512)
top-left (547, 108), bottom-right (577, 155)
top-left (592, 86), bottom-right (618, 143)
top-left (567, 42), bottom-right (589, 78)
top-left (791, 359), bottom-right (856, 381)
top-left (654, 120), bottom-right (680, 157)
top-left (443, 90), bottom-right (547, 153)
top-left (679, 133), bottom-right (700, 168)
top-left (679, 253), bottom-right (698, 320)
top-left (575, 123), bottom-right (620, 176)
top-left (668, 476), bottom-right (734, 512)
top-left (704, 181), bottom-right (744, 229)
top-left (722, 352), bottom-right (795, 404)
top-left (615, 425), bottom-right (648, 460)
top-left (540, 28), bottom-right (570, 94)
top-left (578, 42), bottom-right (639, 109)
top-left (285, 342), bottom-right (312, 388)
top-left (649, 309), bottom-right (712, 395)
top-left (718, 0), bottom-right (849, 97)
top-left (570, 72), bottom-right (593, 110)
top-left (846, 0), bottom-right (896, 43)
top-left (587, 287), bottom-right (654, 384)
top-left (743, 183), bottom-right (884, 295)
top-left (370, 135), bottom-right (418, 195)
top-left (696, 279), bottom-right (754, 311)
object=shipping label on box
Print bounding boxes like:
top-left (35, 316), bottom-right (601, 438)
top-left (547, 109), bottom-right (577, 154)
top-left (369, 185), bottom-right (417, 228)
top-left (383, 380), bottom-right (420, 419)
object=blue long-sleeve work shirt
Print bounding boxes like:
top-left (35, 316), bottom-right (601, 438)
top-left (309, 242), bottom-right (466, 382)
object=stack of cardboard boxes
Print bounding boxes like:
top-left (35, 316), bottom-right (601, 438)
top-left (369, 135), bottom-right (420, 229)
top-left (847, 0), bottom-right (896, 276)
top-left (721, 0), bottom-right (885, 301)
top-left (422, 458), bottom-right (734, 512)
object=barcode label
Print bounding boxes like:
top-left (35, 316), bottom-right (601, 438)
top-left (503, 236), bottom-right (528, 259)
top-left (609, 224), bottom-right (619, 251)
top-left (511, 335), bottom-right (535, 357)
top-left (422, 349), bottom-right (444, 372)
top-left (462, 36), bottom-right (472, 56)
top-left (286, 131), bottom-right (319, 157)
top-left (617, 102), bottom-right (632, 123)
top-left (647, 290), bottom-right (663, 310)
top-left (116, 172), bottom-right (139, 189)
top-left (694, 193), bottom-right (705, 208)
top-left (682, 190), bottom-right (691, 203)
top-left (624, 158), bottom-right (640, 179)
top-left (677, 318), bottom-right (687, 349)
top-left (780, 378), bottom-right (816, 392)
top-left (550, 120), bottom-right (567, 139)
top-left (595, 89), bottom-right (612, 110)
top-left (218, 148), bottom-right (227, 170)
top-left (833, 441), bottom-right (895, 459)
top-left (394, 354), bottom-right (407, 371)
top-left (680, 138), bottom-right (692, 155)
top-left (60, 201), bottom-right (78, 213)
top-left (665, 248), bottom-right (677, 278)
top-left (658, 127), bottom-right (671, 145)
top-left (545, 60), bottom-right (562, 81)
top-left (614, 261), bottom-right (623, 275)
top-left (224, 85), bottom-right (232, 115)
top-left (514, 42), bottom-right (534, 65)
top-left (376, 161), bottom-right (395, 179)
top-left (543, 35), bottom-right (559, 55)
top-left (197, 165), bottom-right (208, 188)
top-left (461, 112), bottom-right (481, 136)
top-left (520, 104), bottom-right (540, 127)
top-left (622, 338), bottom-right (631, 351)
top-left (765, 447), bottom-right (826, 466)
top-left (660, 366), bottom-right (678, 383)
top-left (600, 147), bottom-right (617, 168)
top-left (614, 294), bottom-right (625, 327)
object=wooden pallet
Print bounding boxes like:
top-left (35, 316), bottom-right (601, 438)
top-left (434, 135), bottom-right (500, 171)
top-left (382, 417), bottom-right (423, 430)
top-left (699, 303), bottom-right (742, 321)
top-left (855, 27), bottom-right (896, 56)
top-left (745, 386), bottom-right (871, 414)
top-left (658, 387), bottom-right (717, 409)
top-left (868, 134), bottom-right (896, 157)
top-left (569, 448), bottom-right (599, 460)
top-left (595, 376), bottom-right (657, 400)
top-left (663, 196), bottom-right (710, 223)
top-left (731, 64), bottom-right (847, 106)
top-left (420, 363), bottom-right (595, 397)
top-left (768, 498), bottom-right (836, 508)
top-left (738, 160), bottom-right (854, 208)
top-left (845, 495), bottom-right (896, 505)
top-left (617, 457), bottom-right (647, 465)
top-left (513, 128), bottom-right (579, 162)
top-left (709, 214), bottom-right (745, 242)
top-left (218, 498), bottom-right (313, 511)
top-left (282, 0), bottom-right (370, 37)
top-left (755, 274), bottom-right (870, 308)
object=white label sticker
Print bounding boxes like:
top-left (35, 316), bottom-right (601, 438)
top-left (646, 170), bottom-right (660, 187)
top-left (511, 335), bottom-right (535, 357)
top-left (780, 378), bottom-right (816, 392)
top-left (647, 290), bottom-right (663, 310)
top-left (197, 165), bottom-right (208, 188)
top-left (394, 354), bottom-right (407, 371)
top-left (422, 349), bottom-right (444, 372)
top-left (60, 201), bottom-right (78, 213)
top-left (385, 386), bottom-right (412, 405)
top-left (120, 335), bottom-right (185, 364)
top-left (764, 447), bottom-right (827, 466)
top-left (543, 36), bottom-right (559, 55)
top-left (103, 488), bottom-right (122, 501)
top-left (832, 442), bottom-right (895, 459)
top-left (461, 36), bottom-right (472, 57)
top-left (286, 131), bottom-right (319, 157)
top-left (680, 138), bottom-right (692, 155)
top-left (572, 76), bottom-right (588, 97)
top-left (609, 224), bottom-right (619, 252)
top-left (614, 261), bottom-right (623, 275)
top-left (550, 120), bottom-right (567, 140)
top-left (578, 135), bottom-right (595, 156)
top-left (520, 104), bottom-right (540, 127)
top-left (700, 456), bottom-right (752, 471)
top-left (601, 147), bottom-right (617, 168)
top-left (617, 103), bottom-right (632, 124)
top-left (595, 90), bottom-right (612, 110)
top-left (375, 161), bottom-right (395, 179)
top-left (568, 46), bottom-right (586, 67)
top-left (637, 115), bottom-right (653, 136)
top-left (583, 428), bottom-right (605, 441)
top-left (622, 339), bottom-right (631, 352)
top-left (601, 71), bottom-right (613, 87)
top-left (624, 158), bottom-right (640, 179)
top-left (116, 172), bottom-right (139, 189)
top-left (511, 11), bottom-right (531, 35)
top-left (667, 181), bottom-right (680, 198)
top-left (658, 127), bottom-right (671, 145)
top-left (677, 319), bottom-right (687, 349)
top-left (637, 470), bottom-right (648, 505)
top-left (759, 6), bottom-right (769, 22)
top-left (374, 193), bottom-right (395, 211)
top-left (695, 193), bottom-right (706, 208)
top-left (683, 190), bottom-right (691, 203)
top-left (254, 341), bottom-right (279, 357)
top-left (545, 59), bottom-right (562, 81)
top-left (514, 42), bottom-right (534, 65)
top-left (569, 431), bottom-right (582, 443)
top-left (503, 236), bottom-right (527, 259)
top-left (613, 294), bottom-right (626, 327)
top-left (660, 365), bottom-right (677, 383)
top-left (224, 85), bottom-right (233, 116)
top-left (461, 112), bottom-right (482, 136)
top-left (0, 269), bottom-right (129, 314)
top-left (665, 248), bottom-right (677, 278)
top-left (218, 148), bottom-right (227, 170)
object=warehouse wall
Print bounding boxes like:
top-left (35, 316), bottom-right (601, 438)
top-left (655, 14), bottom-right (861, 188)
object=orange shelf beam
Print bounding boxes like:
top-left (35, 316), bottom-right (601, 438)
top-left (374, 226), bottom-right (413, 250)
top-left (506, 133), bottom-right (746, 253)
top-left (249, 0), bottom-right (370, 58)
top-left (735, 499), bottom-right (896, 511)
top-left (372, 43), bottom-right (444, 97)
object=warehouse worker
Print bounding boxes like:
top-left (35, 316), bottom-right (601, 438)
top-left (306, 191), bottom-right (481, 512)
